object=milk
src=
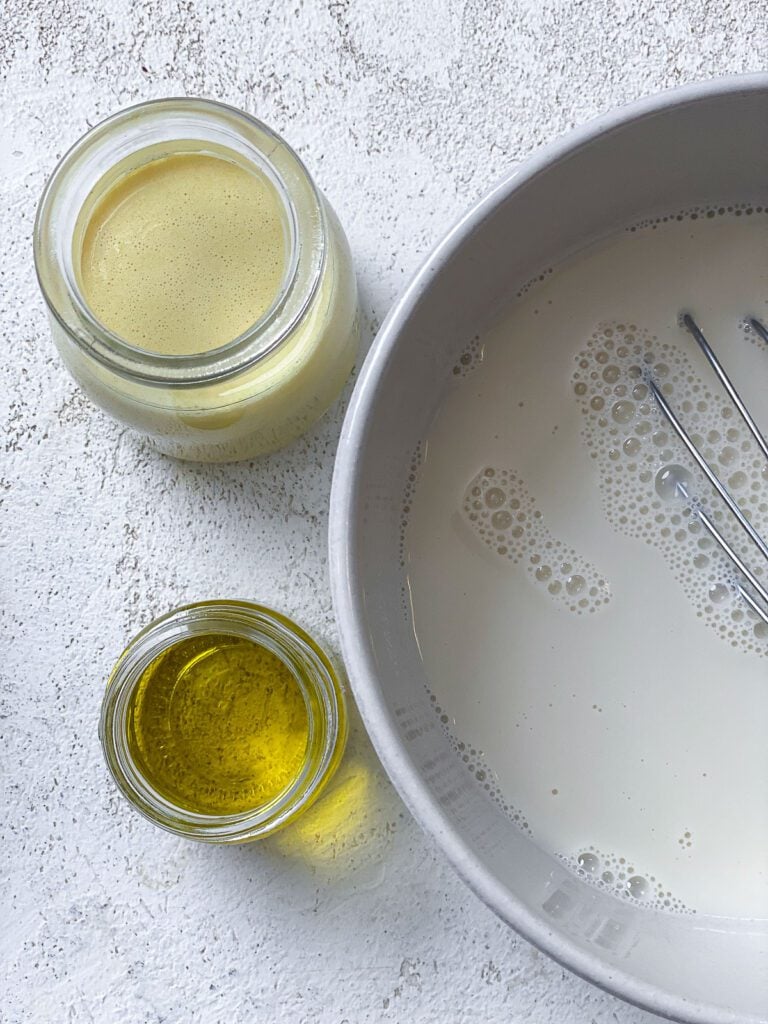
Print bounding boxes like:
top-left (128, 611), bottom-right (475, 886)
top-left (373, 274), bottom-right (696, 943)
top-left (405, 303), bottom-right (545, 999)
top-left (405, 207), bottom-right (768, 920)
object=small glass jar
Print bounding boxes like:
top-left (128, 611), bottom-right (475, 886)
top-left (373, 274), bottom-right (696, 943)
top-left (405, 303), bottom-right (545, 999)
top-left (34, 99), bottom-right (359, 462)
top-left (99, 601), bottom-right (348, 842)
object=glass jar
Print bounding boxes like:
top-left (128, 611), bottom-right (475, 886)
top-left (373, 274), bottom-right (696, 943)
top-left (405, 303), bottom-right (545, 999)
top-left (34, 99), bottom-right (359, 462)
top-left (99, 601), bottom-right (348, 842)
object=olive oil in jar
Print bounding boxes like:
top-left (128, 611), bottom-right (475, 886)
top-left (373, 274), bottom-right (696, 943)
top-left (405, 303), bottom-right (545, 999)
top-left (126, 634), bottom-right (310, 815)
top-left (100, 602), bottom-right (348, 841)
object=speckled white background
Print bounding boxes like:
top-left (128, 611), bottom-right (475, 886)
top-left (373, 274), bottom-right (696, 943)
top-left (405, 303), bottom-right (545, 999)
top-left (2, 2), bottom-right (767, 1021)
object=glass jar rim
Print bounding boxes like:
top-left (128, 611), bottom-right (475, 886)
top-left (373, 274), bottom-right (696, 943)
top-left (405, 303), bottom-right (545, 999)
top-left (34, 98), bottom-right (327, 387)
top-left (99, 600), bottom-right (347, 842)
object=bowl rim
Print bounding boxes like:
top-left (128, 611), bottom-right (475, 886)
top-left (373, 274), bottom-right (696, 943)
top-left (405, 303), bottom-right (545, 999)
top-left (330, 72), bottom-right (768, 1024)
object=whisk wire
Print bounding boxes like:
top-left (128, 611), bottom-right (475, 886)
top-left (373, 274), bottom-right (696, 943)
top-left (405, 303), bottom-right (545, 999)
top-left (749, 316), bottom-right (768, 346)
top-left (688, 493), bottom-right (768, 618)
top-left (682, 314), bottom-right (768, 461)
top-left (649, 314), bottom-right (768, 624)
top-left (648, 378), bottom-right (768, 562)
top-left (738, 583), bottom-right (768, 625)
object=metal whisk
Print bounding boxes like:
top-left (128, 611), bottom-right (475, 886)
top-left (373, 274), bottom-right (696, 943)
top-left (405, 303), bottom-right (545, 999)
top-left (648, 314), bottom-right (768, 625)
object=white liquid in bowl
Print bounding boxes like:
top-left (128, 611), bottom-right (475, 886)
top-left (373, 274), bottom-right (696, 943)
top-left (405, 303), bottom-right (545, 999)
top-left (405, 206), bottom-right (768, 921)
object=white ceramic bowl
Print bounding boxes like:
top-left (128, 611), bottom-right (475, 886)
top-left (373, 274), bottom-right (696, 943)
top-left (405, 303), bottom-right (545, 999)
top-left (330, 75), bottom-right (768, 1024)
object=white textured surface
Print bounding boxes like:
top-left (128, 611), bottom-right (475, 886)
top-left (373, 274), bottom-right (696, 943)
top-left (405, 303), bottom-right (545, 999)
top-left (2, 3), bottom-right (766, 1021)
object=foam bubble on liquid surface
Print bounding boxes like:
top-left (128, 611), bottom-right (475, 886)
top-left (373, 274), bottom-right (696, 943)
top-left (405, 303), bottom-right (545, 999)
top-left (567, 846), bottom-right (693, 913)
top-left (426, 688), bottom-right (532, 834)
top-left (462, 467), bottom-right (611, 614)
top-left (399, 441), bottom-right (423, 570)
top-left (624, 199), bottom-right (768, 236)
top-left (573, 321), bottom-right (768, 655)
top-left (451, 334), bottom-right (484, 380)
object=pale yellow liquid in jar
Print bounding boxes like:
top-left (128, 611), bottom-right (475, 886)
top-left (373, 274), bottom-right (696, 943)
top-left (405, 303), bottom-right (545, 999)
top-left (79, 151), bottom-right (287, 354)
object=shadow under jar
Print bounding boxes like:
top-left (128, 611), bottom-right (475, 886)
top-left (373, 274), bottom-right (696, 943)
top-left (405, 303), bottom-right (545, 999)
top-left (34, 98), bottom-right (359, 462)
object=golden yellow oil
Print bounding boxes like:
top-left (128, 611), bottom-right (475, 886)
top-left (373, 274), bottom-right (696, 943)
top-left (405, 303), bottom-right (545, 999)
top-left (126, 633), bottom-right (309, 815)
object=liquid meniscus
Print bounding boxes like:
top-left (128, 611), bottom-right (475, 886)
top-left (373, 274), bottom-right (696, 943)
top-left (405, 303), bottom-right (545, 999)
top-left (126, 633), bottom-right (309, 815)
top-left (79, 150), bottom-right (288, 354)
